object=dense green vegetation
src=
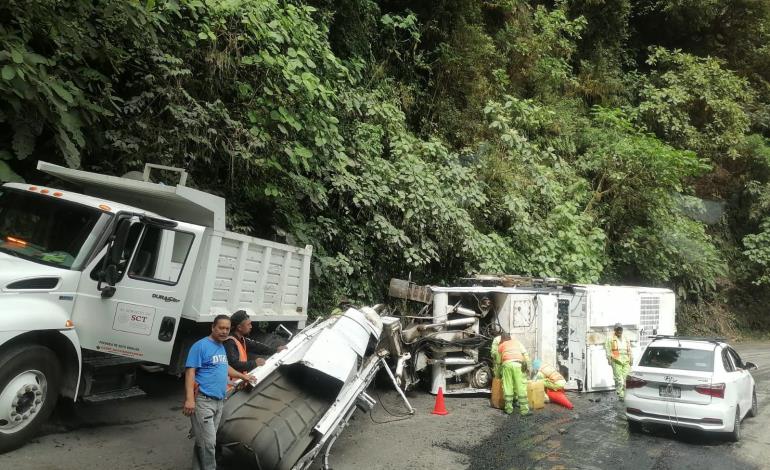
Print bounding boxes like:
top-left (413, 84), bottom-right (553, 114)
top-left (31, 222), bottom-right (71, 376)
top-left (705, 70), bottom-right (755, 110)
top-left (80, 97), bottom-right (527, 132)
top-left (2, 0), bottom-right (770, 334)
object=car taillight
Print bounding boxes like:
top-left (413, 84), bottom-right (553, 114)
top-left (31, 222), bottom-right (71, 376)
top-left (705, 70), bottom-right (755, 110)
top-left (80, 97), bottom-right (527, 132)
top-left (626, 376), bottom-right (647, 389)
top-left (695, 383), bottom-right (725, 399)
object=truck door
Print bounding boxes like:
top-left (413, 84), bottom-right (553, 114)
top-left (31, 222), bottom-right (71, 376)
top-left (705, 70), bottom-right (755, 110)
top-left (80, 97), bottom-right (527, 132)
top-left (72, 216), bottom-right (202, 364)
top-left (566, 293), bottom-right (587, 390)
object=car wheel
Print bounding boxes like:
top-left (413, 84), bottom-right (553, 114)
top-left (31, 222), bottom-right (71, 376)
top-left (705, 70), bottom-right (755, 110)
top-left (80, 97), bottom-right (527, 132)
top-left (729, 407), bottom-right (741, 442)
top-left (748, 389), bottom-right (758, 418)
top-left (0, 345), bottom-right (61, 453)
top-left (628, 419), bottom-right (643, 434)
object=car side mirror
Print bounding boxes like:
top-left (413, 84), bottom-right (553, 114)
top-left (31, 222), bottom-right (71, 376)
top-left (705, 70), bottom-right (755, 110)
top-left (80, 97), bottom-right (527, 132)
top-left (744, 362), bottom-right (758, 371)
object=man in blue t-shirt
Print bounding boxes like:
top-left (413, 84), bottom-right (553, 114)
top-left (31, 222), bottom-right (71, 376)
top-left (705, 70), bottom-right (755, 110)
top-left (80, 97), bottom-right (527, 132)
top-left (183, 314), bottom-right (254, 470)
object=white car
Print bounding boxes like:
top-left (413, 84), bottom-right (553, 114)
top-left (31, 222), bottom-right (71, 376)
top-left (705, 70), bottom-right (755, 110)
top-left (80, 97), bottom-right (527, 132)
top-left (625, 336), bottom-right (758, 441)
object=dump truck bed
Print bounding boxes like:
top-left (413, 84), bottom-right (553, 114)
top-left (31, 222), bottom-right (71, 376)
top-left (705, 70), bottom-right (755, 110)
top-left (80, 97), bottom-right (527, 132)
top-left (184, 229), bottom-right (312, 326)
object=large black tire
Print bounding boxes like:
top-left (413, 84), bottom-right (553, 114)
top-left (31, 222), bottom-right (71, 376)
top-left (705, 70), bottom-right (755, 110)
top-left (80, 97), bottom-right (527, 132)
top-left (748, 388), bottom-right (758, 418)
top-left (0, 345), bottom-right (61, 453)
top-left (218, 364), bottom-right (338, 470)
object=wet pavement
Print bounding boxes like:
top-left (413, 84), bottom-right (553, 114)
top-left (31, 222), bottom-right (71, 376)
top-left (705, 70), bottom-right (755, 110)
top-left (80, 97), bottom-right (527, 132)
top-left (450, 392), bottom-right (755, 470)
top-left (0, 343), bottom-right (767, 469)
top-left (334, 342), bottom-right (770, 470)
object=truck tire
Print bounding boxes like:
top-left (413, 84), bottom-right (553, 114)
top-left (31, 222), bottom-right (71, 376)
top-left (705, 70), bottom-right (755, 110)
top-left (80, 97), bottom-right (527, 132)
top-left (218, 365), bottom-right (336, 470)
top-left (0, 345), bottom-right (61, 453)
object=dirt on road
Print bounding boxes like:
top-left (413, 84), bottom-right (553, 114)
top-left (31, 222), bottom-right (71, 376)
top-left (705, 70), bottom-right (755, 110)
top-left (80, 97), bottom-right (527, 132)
top-left (0, 344), bottom-right (767, 470)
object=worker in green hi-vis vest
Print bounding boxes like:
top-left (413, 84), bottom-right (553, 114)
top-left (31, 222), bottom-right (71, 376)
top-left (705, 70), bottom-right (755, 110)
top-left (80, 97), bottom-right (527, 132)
top-left (605, 323), bottom-right (633, 400)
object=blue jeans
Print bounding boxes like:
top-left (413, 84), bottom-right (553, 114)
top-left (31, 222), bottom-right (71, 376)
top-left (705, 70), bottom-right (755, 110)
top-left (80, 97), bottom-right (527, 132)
top-left (191, 395), bottom-right (224, 470)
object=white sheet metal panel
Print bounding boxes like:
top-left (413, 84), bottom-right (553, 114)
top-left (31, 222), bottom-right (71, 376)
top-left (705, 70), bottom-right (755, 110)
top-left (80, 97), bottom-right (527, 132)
top-left (536, 295), bottom-right (559, 369)
top-left (297, 328), bottom-right (358, 384)
top-left (333, 308), bottom-right (381, 357)
top-left (587, 345), bottom-right (615, 391)
top-left (586, 286), bottom-right (640, 327)
top-left (291, 308), bottom-right (381, 384)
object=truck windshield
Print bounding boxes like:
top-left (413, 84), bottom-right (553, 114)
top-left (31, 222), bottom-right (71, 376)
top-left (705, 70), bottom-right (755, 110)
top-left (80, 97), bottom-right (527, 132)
top-left (0, 187), bottom-right (112, 270)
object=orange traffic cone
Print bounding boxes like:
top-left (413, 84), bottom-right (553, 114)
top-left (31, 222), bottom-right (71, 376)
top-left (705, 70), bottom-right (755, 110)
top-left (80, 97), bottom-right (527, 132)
top-left (546, 389), bottom-right (574, 410)
top-left (432, 387), bottom-right (449, 415)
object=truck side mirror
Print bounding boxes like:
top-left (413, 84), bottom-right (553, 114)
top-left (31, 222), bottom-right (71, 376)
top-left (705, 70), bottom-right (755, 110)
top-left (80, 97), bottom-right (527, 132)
top-left (109, 219), bottom-right (132, 266)
top-left (97, 218), bottom-right (132, 296)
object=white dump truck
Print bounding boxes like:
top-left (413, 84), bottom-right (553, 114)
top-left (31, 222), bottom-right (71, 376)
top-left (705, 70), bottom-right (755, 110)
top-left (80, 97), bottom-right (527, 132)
top-left (0, 161), bottom-right (313, 452)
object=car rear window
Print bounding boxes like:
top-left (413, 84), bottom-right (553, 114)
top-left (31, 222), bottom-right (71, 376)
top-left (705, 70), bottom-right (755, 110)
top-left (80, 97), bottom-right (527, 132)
top-left (639, 347), bottom-right (714, 372)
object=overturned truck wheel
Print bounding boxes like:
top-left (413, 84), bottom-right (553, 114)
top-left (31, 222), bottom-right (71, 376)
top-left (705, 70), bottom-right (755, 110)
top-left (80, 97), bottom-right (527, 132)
top-left (218, 365), bottom-right (338, 470)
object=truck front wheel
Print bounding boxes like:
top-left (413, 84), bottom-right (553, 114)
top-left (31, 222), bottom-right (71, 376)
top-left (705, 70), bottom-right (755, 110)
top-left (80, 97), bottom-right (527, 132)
top-left (0, 345), bottom-right (61, 453)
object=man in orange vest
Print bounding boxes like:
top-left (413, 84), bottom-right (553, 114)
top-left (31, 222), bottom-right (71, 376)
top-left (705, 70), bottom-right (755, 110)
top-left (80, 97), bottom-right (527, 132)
top-left (605, 323), bottom-right (633, 400)
top-left (224, 310), bottom-right (287, 376)
top-left (497, 333), bottom-right (531, 416)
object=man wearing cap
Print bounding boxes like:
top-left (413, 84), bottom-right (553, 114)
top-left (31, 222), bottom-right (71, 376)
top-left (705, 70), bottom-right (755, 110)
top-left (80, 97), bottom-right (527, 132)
top-left (605, 323), bottom-right (633, 400)
top-left (224, 310), bottom-right (287, 374)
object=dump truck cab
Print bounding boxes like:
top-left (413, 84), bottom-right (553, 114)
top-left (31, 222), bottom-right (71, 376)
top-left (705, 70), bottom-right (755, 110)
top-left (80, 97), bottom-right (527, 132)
top-left (0, 161), bottom-right (310, 452)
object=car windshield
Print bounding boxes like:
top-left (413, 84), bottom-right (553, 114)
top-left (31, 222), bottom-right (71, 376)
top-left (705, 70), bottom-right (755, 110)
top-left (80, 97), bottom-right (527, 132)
top-left (0, 187), bottom-right (112, 270)
top-left (639, 346), bottom-right (714, 372)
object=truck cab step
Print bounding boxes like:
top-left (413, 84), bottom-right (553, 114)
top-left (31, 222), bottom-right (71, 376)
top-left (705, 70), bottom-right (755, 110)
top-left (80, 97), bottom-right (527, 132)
top-left (82, 386), bottom-right (146, 403)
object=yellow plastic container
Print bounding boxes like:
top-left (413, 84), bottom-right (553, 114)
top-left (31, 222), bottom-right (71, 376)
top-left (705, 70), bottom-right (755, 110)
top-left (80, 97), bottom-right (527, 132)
top-left (490, 377), bottom-right (504, 409)
top-left (527, 379), bottom-right (545, 410)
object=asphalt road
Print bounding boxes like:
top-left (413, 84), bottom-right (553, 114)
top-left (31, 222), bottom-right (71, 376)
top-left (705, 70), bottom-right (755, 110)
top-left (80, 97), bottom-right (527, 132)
top-left (0, 343), bottom-right (768, 470)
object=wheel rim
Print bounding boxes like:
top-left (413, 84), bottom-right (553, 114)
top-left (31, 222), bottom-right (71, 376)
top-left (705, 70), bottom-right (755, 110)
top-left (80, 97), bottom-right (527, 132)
top-left (0, 370), bottom-right (47, 434)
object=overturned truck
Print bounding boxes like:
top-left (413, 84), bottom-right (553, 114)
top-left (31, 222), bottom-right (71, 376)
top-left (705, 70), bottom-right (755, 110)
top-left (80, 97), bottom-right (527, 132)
top-left (217, 306), bottom-right (411, 470)
top-left (390, 277), bottom-right (676, 394)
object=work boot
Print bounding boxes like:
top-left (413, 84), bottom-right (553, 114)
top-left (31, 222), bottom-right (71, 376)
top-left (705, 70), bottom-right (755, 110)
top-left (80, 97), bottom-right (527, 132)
top-left (504, 402), bottom-right (514, 415)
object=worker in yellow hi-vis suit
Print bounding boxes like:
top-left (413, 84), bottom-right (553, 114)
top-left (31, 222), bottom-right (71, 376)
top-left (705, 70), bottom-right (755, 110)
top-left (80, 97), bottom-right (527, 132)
top-left (497, 333), bottom-right (531, 415)
top-left (605, 323), bottom-right (633, 400)
top-left (532, 359), bottom-right (566, 391)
